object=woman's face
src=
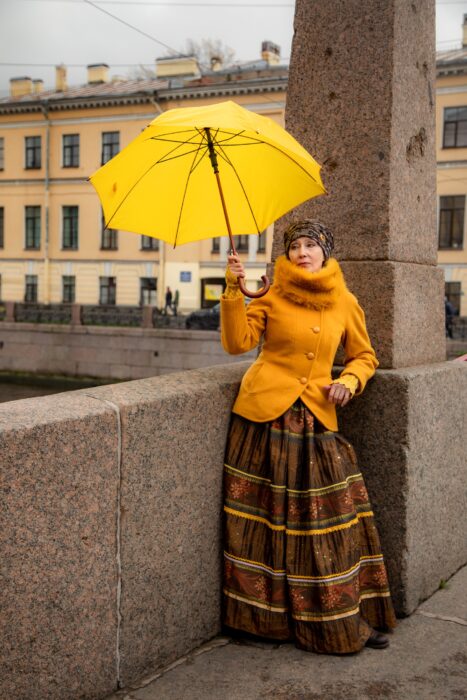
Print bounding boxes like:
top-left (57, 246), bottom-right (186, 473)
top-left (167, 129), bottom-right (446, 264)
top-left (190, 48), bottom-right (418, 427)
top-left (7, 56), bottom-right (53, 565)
top-left (288, 236), bottom-right (325, 272)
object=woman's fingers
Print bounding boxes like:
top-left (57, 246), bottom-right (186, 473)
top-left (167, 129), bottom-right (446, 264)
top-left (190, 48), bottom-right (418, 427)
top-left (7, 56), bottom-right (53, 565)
top-left (326, 383), bottom-right (351, 406)
top-left (227, 254), bottom-right (245, 278)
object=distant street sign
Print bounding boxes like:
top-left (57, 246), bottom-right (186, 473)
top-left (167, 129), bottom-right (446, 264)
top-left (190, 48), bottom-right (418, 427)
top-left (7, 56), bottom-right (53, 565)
top-left (180, 271), bottom-right (191, 282)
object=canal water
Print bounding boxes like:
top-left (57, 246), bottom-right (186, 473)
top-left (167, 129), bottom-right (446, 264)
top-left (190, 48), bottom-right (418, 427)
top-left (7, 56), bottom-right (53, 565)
top-left (0, 378), bottom-right (105, 404)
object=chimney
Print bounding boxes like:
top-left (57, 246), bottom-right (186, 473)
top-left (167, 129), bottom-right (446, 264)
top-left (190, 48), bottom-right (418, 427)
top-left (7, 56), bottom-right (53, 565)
top-left (10, 76), bottom-right (33, 98)
top-left (156, 55), bottom-right (200, 79)
top-left (33, 79), bottom-right (44, 95)
top-left (261, 40), bottom-right (281, 65)
top-left (210, 55), bottom-right (223, 72)
top-left (463, 14), bottom-right (467, 48)
top-left (56, 64), bottom-right (67, 92)
top-left (87, 63), bottom-right (109, 84)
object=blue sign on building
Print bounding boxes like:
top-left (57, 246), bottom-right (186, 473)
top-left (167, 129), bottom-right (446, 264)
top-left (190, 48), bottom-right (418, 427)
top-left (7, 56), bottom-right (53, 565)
top-left (180, 271), bottom-right (192, 282)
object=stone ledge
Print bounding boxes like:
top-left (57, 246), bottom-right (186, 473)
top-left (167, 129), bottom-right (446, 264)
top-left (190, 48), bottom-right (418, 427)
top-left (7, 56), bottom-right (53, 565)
top-left (1, 361), bottom-right (465, 698)
top-left (339, 361), bottom-right (467, 614)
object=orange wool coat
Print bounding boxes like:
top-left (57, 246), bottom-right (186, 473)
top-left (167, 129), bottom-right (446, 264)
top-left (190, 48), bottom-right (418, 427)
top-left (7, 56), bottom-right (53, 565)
top-left (220, 255), bottom-right (378, 430)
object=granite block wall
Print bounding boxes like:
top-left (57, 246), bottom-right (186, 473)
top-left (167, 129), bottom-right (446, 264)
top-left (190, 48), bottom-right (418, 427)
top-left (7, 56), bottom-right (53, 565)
top-left (1, 361), bottom-right (466, 698)
top-left (0, 393), bottom-right (119, 700)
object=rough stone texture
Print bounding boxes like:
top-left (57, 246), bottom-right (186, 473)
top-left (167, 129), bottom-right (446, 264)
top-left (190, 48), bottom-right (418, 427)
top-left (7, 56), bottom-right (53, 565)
top-left (105, 567), bottom-right (467, 700)
top-left (0, 323), bottom-right (255, 381)
top-left (0, 393), bottom-right (119, 700)
top-left (279, 0), bottom-right (436, 265)
top-left (340, 261), bottom-right (445, 369)
top-left (1, 361), bottom-right (465, 697)
top-left (339, 362), bottom-right (467, 615)
top-left (81, 363), bottom-right (247, 687)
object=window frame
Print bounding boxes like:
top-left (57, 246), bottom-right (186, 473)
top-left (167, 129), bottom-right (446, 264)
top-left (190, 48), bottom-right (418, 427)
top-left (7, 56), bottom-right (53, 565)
top-left (443, 107), bottom-right (467, 149)
top-left (445, 281), bottom-right (461, 316)
top-left (62, 133), bottom-right (80, 168)
top-left (101, 131), bottom-right (120, 165)
top-left (25, 274), bottom-right (38, 303)
top-left (141, 235), bottom-right (159, 251)
top-left (438, 195), bottom-right (465, 250)
top-left (62, 275), bottom-right (76, 304)
top-left (25, 135), bottom-right (41, 169)
top-left (233, 234), bottom-right (249, 253)
top-left (257, 230), bottom-right (266, 253)
top-left (62, 205), bottom-right (79, 250)
top-left (99, 276), bottom-right (116, 305)
top-left (140, 277), bottom-right (157, 305)
top-left (0, 207), bottom-right (4, 249)
top-left (25, 205), bottom-right (41, 250)
top-left (101, 214), bottom-right (118, 250)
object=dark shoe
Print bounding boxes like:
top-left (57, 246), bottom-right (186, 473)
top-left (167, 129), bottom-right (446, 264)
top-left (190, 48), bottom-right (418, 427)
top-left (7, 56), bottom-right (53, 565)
top-left (365, 629), bottom-right (389, 649)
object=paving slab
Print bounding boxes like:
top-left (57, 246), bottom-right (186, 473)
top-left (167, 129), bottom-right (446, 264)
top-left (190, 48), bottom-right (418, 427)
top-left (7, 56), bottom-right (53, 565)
top-left (106, 567), bottom-right (467, 700)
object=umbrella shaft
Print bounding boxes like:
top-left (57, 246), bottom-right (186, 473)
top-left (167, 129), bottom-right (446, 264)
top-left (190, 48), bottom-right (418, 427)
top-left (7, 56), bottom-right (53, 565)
top-left (205, 127), bottom-right (237, 255)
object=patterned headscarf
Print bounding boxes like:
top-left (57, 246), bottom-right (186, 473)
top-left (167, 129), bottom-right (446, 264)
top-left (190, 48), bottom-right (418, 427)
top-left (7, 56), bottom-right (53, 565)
top-left (283, 220), bottom-right (334, 261)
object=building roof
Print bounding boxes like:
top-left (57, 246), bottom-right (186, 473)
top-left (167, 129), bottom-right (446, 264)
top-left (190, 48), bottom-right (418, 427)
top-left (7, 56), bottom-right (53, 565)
top-left (436, 47), bottom-right (467, 76)
top-left (0, 77), bottom-right (170, 114)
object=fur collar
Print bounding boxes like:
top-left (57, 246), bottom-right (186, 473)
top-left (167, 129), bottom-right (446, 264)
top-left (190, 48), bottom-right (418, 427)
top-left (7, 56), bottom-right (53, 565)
top-left (273, 255), bottom-right (346, 309)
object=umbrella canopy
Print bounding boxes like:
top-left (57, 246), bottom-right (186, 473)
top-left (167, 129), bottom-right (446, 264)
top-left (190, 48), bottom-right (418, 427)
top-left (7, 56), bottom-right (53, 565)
top-left (89, 100), bottom-right (326, 248)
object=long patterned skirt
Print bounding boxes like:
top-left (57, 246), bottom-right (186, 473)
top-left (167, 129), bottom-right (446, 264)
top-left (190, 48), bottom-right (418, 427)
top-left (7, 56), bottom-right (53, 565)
top-left (223, 400), bottom-right (397, 654)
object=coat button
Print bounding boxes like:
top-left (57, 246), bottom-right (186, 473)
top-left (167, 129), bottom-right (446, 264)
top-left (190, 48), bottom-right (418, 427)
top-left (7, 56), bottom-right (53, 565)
top-left (312, 326), bottom-right (320, 333)
top-left (299, 377), bottom-right (307, 384)
top-left (306, 352), bottom-right (315, 360)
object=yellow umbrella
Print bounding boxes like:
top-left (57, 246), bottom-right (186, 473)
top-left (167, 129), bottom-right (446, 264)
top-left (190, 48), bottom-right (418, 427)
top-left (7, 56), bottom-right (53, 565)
top-left (89, 100), bottom-right (325, 297)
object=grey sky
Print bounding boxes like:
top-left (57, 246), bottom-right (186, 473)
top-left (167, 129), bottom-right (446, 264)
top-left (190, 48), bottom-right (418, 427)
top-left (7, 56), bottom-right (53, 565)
top-left (0, 0), bottom-right (466, 96)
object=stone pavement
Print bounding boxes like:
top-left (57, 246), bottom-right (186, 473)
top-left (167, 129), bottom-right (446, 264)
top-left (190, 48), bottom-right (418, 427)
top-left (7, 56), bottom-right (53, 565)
top-left (106, 566), bottom-right (467, 700)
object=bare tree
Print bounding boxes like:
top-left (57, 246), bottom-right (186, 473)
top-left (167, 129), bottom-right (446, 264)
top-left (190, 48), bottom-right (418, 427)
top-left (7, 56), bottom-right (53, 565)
top-left (185, 38), bottom-right (235, 70)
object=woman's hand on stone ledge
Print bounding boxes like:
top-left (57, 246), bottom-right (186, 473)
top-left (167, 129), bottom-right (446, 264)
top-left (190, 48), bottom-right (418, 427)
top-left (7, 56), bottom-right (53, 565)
top-left (324, 383), bottom-right (351, 407)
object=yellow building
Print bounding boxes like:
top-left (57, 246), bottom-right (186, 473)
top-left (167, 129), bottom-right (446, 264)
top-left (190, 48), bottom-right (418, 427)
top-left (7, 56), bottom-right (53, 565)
top-left (436, 17), bottom-right (467, 317)
top-left (0, 47), bottom-right (286, 312)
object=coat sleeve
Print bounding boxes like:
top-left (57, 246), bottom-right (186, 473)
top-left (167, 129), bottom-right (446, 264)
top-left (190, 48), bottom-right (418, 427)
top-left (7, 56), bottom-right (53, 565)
top-left (338, 293), bottom-right (379, 395)
top-left (220, 296), bottom-right (268, 355)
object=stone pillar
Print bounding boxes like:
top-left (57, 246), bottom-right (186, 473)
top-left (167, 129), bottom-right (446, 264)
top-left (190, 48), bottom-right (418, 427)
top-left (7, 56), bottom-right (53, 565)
top-left (281, 0), bottom-right (467, 614)
top-left (5, 301), bottom-right (15, 322)
top-left (71, 303), bottom-right (82, 325)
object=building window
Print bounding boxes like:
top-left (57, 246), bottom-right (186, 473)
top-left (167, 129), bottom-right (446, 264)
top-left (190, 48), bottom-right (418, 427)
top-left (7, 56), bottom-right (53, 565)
top-left (443, 107), bottom-right (467, 148)
top-left (25, 206), bottom-right (41, 249)
top-left (102, 131), bottom-right (120, 165)
top-left (211, 237), bottom-right (220, 253)
top-left (63, 134), bottom-right (80, 168)
top-left (62, 276), bottom-right (76, 303)
top-left (0, 207), bottom-right (3, 248)
top-left (446, 281), bottom-right (461, 316)
top-left (233, 235), bottom-right (249, 252)
top-left (257, 230), bottom-right (266, 253)
top-left (0, 137), bottom-right (4, 170)
top-left (63, 206), bottom-right (79, 249)
top-left (140, 277), bottom-right (157, 305)
top-left (25, 275), bottom-right (38, 302)
top-left (25, 136), bottom-right (41, 169)
top-left (101, 215), bottom-right (118, 250)
top-left (141, 235), bottom-right (159, 251)
top-left (99, 276), bottom-right (116, 305)
top-left (439, 196), bottom-right (464, 249)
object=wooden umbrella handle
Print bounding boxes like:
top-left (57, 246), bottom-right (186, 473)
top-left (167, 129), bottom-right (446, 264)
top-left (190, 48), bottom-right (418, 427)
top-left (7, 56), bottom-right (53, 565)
top-left (238, 275), bottom-right (270, 298)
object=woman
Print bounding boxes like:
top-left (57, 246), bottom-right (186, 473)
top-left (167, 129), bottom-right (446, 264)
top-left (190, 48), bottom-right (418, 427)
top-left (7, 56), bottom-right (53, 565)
top-left (220, 220), bottom-right (396, 654)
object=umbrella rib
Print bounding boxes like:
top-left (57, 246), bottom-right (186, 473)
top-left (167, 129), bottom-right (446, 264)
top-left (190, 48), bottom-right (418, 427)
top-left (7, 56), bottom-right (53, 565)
top-left (148, 130), bottom-right (203, 163)
top-left (105, 159), bottom-right (164, 230)
top-left (106, 133), bottom-right (206, 227)
top-left (214, 139), bottom-right (261, 235)
top-left (173, 137), bottom-right (207, 248)
top-left (218, 132), bottom-right (323, 187)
